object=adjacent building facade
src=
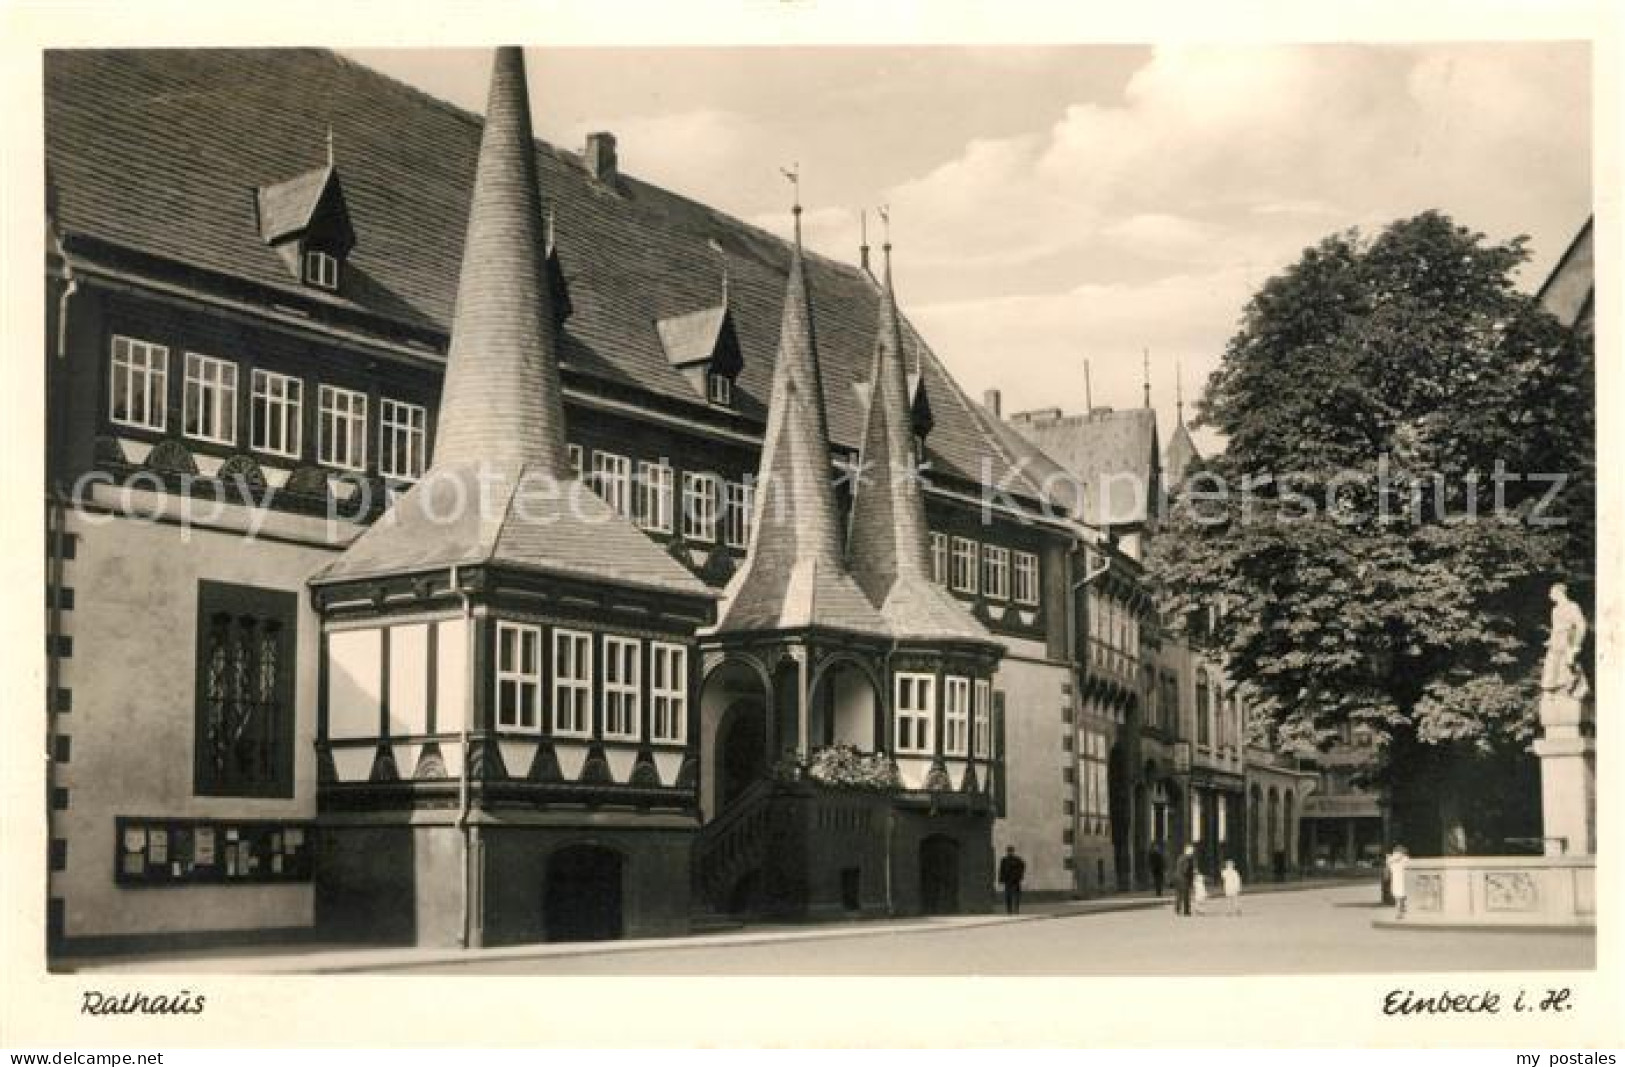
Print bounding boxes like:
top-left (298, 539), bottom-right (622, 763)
top-left (1003, 397), bottom-right (1313, 890)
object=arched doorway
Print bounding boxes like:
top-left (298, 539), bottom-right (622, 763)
top-left (717, 703), bottom-right (768, 810)
top-left (544, 844), bottom-right (623, 943)
top-left (700, 657), bottom-right (770, 820)
top-left (919, 835), bottom-right (960, 915)
top-left (1108, 741), bottom-right (1133, 890)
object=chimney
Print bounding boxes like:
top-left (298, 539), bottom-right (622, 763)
top-left (584, 131), bottom-right (618, 182)
top-left (983, 388), bottom-right (1002, 418)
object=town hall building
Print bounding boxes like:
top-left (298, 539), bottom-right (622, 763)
top-left (42, 47), bottom-right (1086, 952)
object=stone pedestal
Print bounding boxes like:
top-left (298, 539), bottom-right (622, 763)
top-left (1532, 733), bottom-right (1596, 858)
top-left (1534, 688), bottom-right (1595, 857)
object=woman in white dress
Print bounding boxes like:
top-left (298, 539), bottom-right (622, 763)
top-left (1386, 845), bottom-right (1409, 920)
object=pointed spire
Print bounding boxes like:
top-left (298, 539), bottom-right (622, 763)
top-left (754, 194), bottom-right (838, 559)
top-left (859, 209), bottom-right (871, 274)
top-left (431, 46), bottom-right (570, 474)
top-left (313, 47), bottom-right (710, 603)
top-left (846, 226), bottom-right (989, 643)
top-left (716, 188), bottom-right (885, 635)
top-left (1143, 348), bottom-right (1152, 409)
top-left (1084, 359), bottom-right (1094, 413)
top-left (1176, 359), bottom-right (1185, 425)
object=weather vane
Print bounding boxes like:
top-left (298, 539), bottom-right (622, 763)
top-left (781, 162), bottom-right (802, 242)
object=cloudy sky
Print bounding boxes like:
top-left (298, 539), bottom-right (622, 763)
top-left (345, 43), bottom-right (1591, 453)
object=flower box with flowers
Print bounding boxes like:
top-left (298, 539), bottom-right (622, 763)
top-left (772, 744), bottom-right (902, 793)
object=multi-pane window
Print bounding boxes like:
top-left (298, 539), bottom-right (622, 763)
top-left (194, 581), bottom-right (296, 798)
top-left (603, 636), bottom-right (641, 740)
top-left (707, 372), bottom-right (732, 406)
top-left (109, 335), bottom-right (169, 432)
top-left (182, 352), bottom-right (238, 445)
top-left (1196, 668), bottom-right (1212, 747)
top-left (317, 384), bottom-right (367, 471)
top-left (567, 444), bottom-right (584, 478)
top-left (495, 621), bottom-right (542, 732)
top-left (378, 398), bottom-right (427, 481)
top-left (1013, 551), bottom-right (1040, 606)
top-left (950, 537), bottom-right (978, 594)
top-left (651, 642), bottom-right (688, 744)
top-left (592, 451), bottom-right (632, 517)
top-left (1160, 671), bottom-right (1180, 735)
top-left (894, 673), bottom-right (935, 755)
top-left (251, 370), bottom-right (303, 458)
top-left (552, 629), bottom-right (593, 737)
top-left (636, 461), bottom-right (674, 533)
top-left (930, 532), bottom-right (949, 585)
top-left (303, 249), bottom-right (339, 290)
top-left (724, 480), bottom-right (754, 549)
top-left (973, 679), bottom-right (992, 758)
top-left (982, 545), bottom-right (1010, 601)
top-left (944, 676), bottom-right (970, 757)
top-left (1093, 741), bottom-right (1109, 821)
top-left (683, 472), bottom-right (719, 542)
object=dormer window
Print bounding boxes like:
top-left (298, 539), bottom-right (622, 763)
top-left (256, 163), bottom-right (356, 294)
top-left (707, 371), bottom-right (732, 407)
top-left (303, 249), bottom-right (340, 291)
top-left (656, 297), bottom-right (744, 408)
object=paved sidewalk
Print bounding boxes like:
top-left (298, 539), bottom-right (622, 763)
top-left (61, 912), bottom-right (1034, 975)
top-left (56, 876), bottom-right (1374, 976)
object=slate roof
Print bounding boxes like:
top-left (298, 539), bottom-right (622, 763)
top-left (1537, 215), bottom-right (1594, 330)
top-left (848, 252), bottom-right (991, 644)
top-left (975, 403), bottom-right (1085, 519)
top-left (314, 461), bottom-right (713, 597)
top-left (44, 48), bottom-right (1051, 502)
top-left (313, 48), bottom-right (708, 601)
top-left (1006, 407), bottom-right (1161, 527)
top-left (256, 164), bottom-right (338, 244)
top-left (1163, 420), bottom-right (1202, 487)
top-left (716, 235), bottom-right (890, 636)
top-left (657, 305), bottom-right (730, 367)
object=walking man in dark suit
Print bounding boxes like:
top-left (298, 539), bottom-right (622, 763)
top-left (1173, 844), bottom-right (1197, 916)
top-left (998, 846), bottom-right (1027, 915)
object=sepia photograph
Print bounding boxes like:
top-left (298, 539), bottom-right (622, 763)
top-left (2, 0), bottom-right (1617, 1051)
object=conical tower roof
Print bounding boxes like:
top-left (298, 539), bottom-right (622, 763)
top-left (715, 219), bottom-right (888, 635)
top-left (1164, 417), bottom-right (1201, 488)
top-left (314, 47), bottom-right (709, 601)
top-left (432, 46), bottom-right (569, 473)
top-left (847, 248), bottom-right (991, 643)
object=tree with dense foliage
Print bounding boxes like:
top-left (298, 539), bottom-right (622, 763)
top-left (1148, 211), bottom-right (1594, 853)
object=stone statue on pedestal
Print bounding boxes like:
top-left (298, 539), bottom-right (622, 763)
top-left (1534, 581), bottom-right (1595, 857)
top-left (1539, 582), bottom-right (1590, 727)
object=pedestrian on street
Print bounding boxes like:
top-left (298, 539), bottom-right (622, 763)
top-left (1148, 847), bottom-right (1166, 897)
top-left (1192, 869), bottom-right (1209, 915)
top-left (1221, 859), bottom-right (1242, 916)
top-left (1172, 844), bottom-right (1196, 917)
top-left (1386, 844), bottom-right (1409, 921)
top-left (998, 846), bottom-right (1027, 915)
